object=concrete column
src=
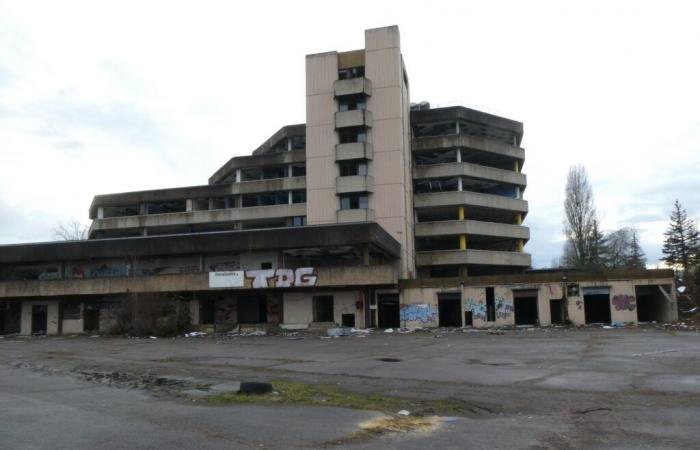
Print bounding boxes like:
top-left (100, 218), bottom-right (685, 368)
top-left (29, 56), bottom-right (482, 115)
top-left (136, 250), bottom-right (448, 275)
top-left (514, 160), bottom-right (520, 173)
top-left (288, 191), bottom-right (293, 205)
top-left (458, 206), bottom-right (467, 250)
top-left (457, 177), bottom-right (463, 192)
top-left (455, 121), bottom-right (460, 135)
top-left (141, 228), bottom-right (148, 236)
top-left (235, 169), bottom-right (242, 183)
top-left (288, 165), bottom-right (293, 178)
top-left (362, 245), bottom-right (370, 265)
top-left (456, 148), bottom-right (461, 163)
top-left (186, 199), bottom-right (193, 212)
top-left (208, 198), bottom-right (215, 210)
top-left (516, 239), bottom-right (524, 252)
top-left (515, 213), bottom-right (522, 225)
top-left (458, 206), bottom-right (465, 220)
top-left (139, 203), bottom-right (148, 215)
top-left (287, 138), bottom-right (292, 151)
top-left (97, 207), bottom-right (104, 219)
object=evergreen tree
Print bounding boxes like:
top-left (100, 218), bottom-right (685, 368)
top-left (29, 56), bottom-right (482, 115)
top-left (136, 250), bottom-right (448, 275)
top-left (626, 229), bottom-right (647, 269)
top-left (661, 200), bottom-right (700, 275)
top-left (586, 218), bottom-right (607, 269)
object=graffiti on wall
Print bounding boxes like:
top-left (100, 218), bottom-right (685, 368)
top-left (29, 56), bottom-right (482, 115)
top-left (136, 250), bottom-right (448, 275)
top-left (612, 294), bottom-right (636, 311)
top-left (245, 268), bottom-right (317, 289)
top-left (465, 299), bottom-right (487, 321)
top-left (495, 295), bottom-right (514, 320)
top-left (400, 304), bottom-right (437, 324)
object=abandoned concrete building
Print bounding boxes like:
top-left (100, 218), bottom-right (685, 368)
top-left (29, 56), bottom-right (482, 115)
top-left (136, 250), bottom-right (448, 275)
top-left (0, 26), bottom-right (678, 335)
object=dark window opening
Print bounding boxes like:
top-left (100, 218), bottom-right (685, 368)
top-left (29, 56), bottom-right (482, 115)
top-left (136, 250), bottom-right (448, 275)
top-left (550, 299), bottom-right (563, 325)
top-left (377, 293), bottom-right (400, 329)
top-left (338, 160), bottom-right (368, 177)
top-left (339, 194), bottom-right (369, 210)
top-left (260, 262), bottom-right (272, 270)
top-left (292, 216), bottom-right (307, 227)
top-left (291, 163), bottom-right (306, 177)
top-left (147, 201), bottom-right (186, 215)
top-left (313, 296), bottom-right (334, 322)
top-left (291, 190), bottom-right (306, 204)
top-left (338, 66), bottom-right (365, 79)
top-left (200, 300), bottom-right (215, 325)
top-left (238, 295), bottom-right (267, 324)
top-left (486, 287), bottom-right (496, 322)
top-left (338, 96), bottom-right (367, 112)
top-left (513, 291), bottom-right (538, 325)
top-left (584, 292), bottom-right (612, 324)
top-left (290, 135), bottom-right (305, 150)
top-left (338, 128), bottom-right (368, 144)
top-left (103, 204), bottom-right (139, 218)
top-left (429, 266), bottom-right (460, 278)
top-left (31, 305), bottom-right (48, 335)
top-left (635, 285), bottom-right (667, 323)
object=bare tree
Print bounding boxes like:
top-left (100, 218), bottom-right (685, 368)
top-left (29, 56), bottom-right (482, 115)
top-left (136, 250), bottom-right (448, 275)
top-left (563, 165), bottom-right (597, 268)
top-left (52, 219), bottom-right (88, 241)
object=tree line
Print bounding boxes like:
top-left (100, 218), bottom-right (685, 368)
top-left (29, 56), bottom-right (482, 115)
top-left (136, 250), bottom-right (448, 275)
top-left (562, 165), bottom-right (700, 287)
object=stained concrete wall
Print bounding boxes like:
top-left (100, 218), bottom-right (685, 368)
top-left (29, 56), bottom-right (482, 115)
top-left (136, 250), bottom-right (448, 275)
top-left (62, 319), bottom-right (83, 334)
top-left (283, 290), bottom-right (363, 329)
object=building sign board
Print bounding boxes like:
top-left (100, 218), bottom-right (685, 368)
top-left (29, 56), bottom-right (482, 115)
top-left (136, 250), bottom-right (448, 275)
top-left (209, 271), bottom-right (245, 288)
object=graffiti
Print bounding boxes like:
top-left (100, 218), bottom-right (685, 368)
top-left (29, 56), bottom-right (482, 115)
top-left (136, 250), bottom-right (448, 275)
top-left (244, 267), bottom-right (317, 289)
top-left (575, 299), bottom-right (583, 310)
top-left (71, 266), bottom-right (85, 278)
top-left (89, 264), bottom-right (127, 278)
top-left (465, 299), bottom-right (487, 321)
top-left (400, 304), bottom-right (437, 324)
top-left (495, 295), bottom-right (514, 320)
top-left (38, 271), bottom-right (61, 280)
top-left (612, 294), bottom-right (636, 311)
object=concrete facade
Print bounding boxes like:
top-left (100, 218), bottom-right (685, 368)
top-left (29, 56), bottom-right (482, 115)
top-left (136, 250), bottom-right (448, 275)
top-left (0, 26), bottom-right (679, 335)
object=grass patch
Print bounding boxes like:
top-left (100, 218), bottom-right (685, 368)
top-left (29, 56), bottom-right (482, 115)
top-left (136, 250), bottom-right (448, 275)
top-left (204, 380), bottom-right (468, 415)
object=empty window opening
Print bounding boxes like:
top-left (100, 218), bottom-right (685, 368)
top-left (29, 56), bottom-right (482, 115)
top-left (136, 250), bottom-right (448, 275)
top-left (550, 299), bottom-right (563, 325)
top-left (338, 128), bottom-right (368, 144)
top-left (313, 296), bottom-right (334, 323)
top-left (238, 296), bottom-right (267, 324)
top-left (290, 135), bottom-right (305, 150)
top-left (513, 290), bottom-right (538, 326)
top-left (438, 293), bottom-right (462, 327)
top-left (338, 66), bottom-right (365, 79)
top-left (339, 193), bottom-right (369, 210)
top-left (485, 287), bottom-right (496, 322)
top-left (341, 313), bottom-right (355, 327)
top-left (147, 201), bottom-right (186, 215)
top-left (291, 163), bottom-right (306, 177)
top-left (377, 293), bottom-right (400, 329)
top-left (338, 96), bottom-right (367, 112)
top-left (583, 288), bottom-right (612, 324)
top-left (338, 160), bottom-right (368, 177)
top-left (103, 205), bottom-right (139, 218)
top-left (292, 216), bottom-right (307, 227)
top-left (429, 265), bottom-right (460, 278)
top-left (0, 301), bottom-right (21, 334)
top-left (635, 285), bottom-right (668, 323)
top-left (291, 190), bottom-right (306, 204)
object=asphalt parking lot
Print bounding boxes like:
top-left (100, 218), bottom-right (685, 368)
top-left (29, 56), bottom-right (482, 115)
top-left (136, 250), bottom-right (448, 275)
top-left (1, 327), bottom-right (699, 449)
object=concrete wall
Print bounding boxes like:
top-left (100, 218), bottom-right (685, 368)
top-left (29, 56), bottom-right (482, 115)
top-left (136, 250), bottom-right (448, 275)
top-left (283, 290), bottom-right (364, 329)
top-left (62, 319), bottom-right (83, 334)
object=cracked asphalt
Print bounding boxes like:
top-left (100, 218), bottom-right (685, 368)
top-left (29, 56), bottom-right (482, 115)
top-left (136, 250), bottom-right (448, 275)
top-left (0, 327), bottom-right (699, 449)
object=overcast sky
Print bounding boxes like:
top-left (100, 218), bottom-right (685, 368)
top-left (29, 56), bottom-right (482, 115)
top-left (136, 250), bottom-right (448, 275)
top-left (1, 0), bottom-right (698, 268)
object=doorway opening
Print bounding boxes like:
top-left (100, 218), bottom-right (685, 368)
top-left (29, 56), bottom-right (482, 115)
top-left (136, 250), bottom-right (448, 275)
top-left (438, 293), bottom-right (462, 327)
top-left (513, 290), bottom-right (538, 325)
top-left (31, 305), bottom-right (48, 335)
top-left (583, 288), bottom-right (611, 324)
top-left (238, 295), bottom-right (267, 324)
top-left (550, 299), bottom-right (563, 325)
top-left (0, 301), bottom-right (21, 334)
top-left (377, 293), bottom-right (400, 329)
top-left (635, 285), bottom-right (668, 323)
top-left (313, 296), bottom-right (334, 323)
top-left (84, 305), bottom-right (100, 332)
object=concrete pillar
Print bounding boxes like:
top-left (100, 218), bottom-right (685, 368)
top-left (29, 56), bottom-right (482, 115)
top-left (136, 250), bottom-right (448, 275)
top-left (288, 165), bottom-right (293, 178)
top-left (287, 138), bottom-right (292, 151)
top-left (456, 148), bottom-right (461, 163)
top-left (458, 206), bottom-right (465, 220)
top-left (139, 203), bottom-right (148, 215)
top-left (515, 213), bottom-right (522, 225)
top-left (455, 121), bottom-right (460, 135)
top-left (457, 177), bottom-right (463, 192)
top-left (189, 297), bottom-right (200, 326)
top-left (97, 207), bottom-right (104, 219)
top-left (186, 199), bottom-right (193, 212)
top-left (516, 239), bottom-right (524, 252)
top-left (141, 228), bottom-right (148, 236)
top-left (288, 191), bottom-right (293, 205)
top-left (458, 206), bottom-right (467, 250)
top-left (514, 160), bottom-right (520, 173)
top-left (235, 169), bottom-right (242, 183)
top-left (362, 245), bottom-right (370, 265)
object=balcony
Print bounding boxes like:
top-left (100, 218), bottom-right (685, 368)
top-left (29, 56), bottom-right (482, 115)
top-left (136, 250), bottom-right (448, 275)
top-left (335, 109), bottom-right (373, 129)
top-left (416, 249), bottom-right (532, 267)
top-left (335, 142), bottom-right (373, 161)
top-left (413, 162), bottom-right (526, 186)
top-left (337, 208), bottom-right (375, 223)
top-left (414, 220), bottom-right (530, 240)
top-left (336, 175), bottom-right (374, 194)
top-left (414, 191), bottom-right (528, 214)
top-left (334, 77), bottom-right (372, 97)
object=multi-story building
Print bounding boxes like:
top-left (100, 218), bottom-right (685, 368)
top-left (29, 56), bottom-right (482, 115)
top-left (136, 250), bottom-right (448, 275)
top-left (0, 26), bottom-right (676, 335)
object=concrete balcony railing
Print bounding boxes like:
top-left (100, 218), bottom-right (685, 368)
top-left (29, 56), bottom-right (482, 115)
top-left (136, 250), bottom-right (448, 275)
top-left (335, 109), bottom-right (373, 129)
top-left (413, 191), bottom-right (528, 214)
top-left (414, 220), bottom-right (530, 240)
top-left (335, 142), bottom-right (373, 161)
top-left (413, 162), bottom-right (526, 187)
top-left (415, 249), bottom-right (532, 267)
top-left (334, 77), bottom-right (372, 97)
top-left (336, 175), bottom-right (374, 194)
top-left (90, 203), bottom-right (307, 232)
top-left (336, 208), bottom-right (375, 223)
top-left (412, 134), bottom-right (524, 161)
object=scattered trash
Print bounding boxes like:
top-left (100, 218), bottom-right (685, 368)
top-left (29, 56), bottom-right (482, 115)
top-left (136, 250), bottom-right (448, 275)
top-left (397, 410), bottom-right (411, 416)
top-left (149, 336), bottom-right (158, 339)
top-left (384, 328), bottom-right (395, 333)
top-left (185, 331), bottom-right (207, 338)
top-left (327, 327), bottom-right (353, 337)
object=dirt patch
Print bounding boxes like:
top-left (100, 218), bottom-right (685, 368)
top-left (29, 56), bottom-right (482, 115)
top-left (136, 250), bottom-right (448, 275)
top-left (359, 415), bottom-right (442, 433)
